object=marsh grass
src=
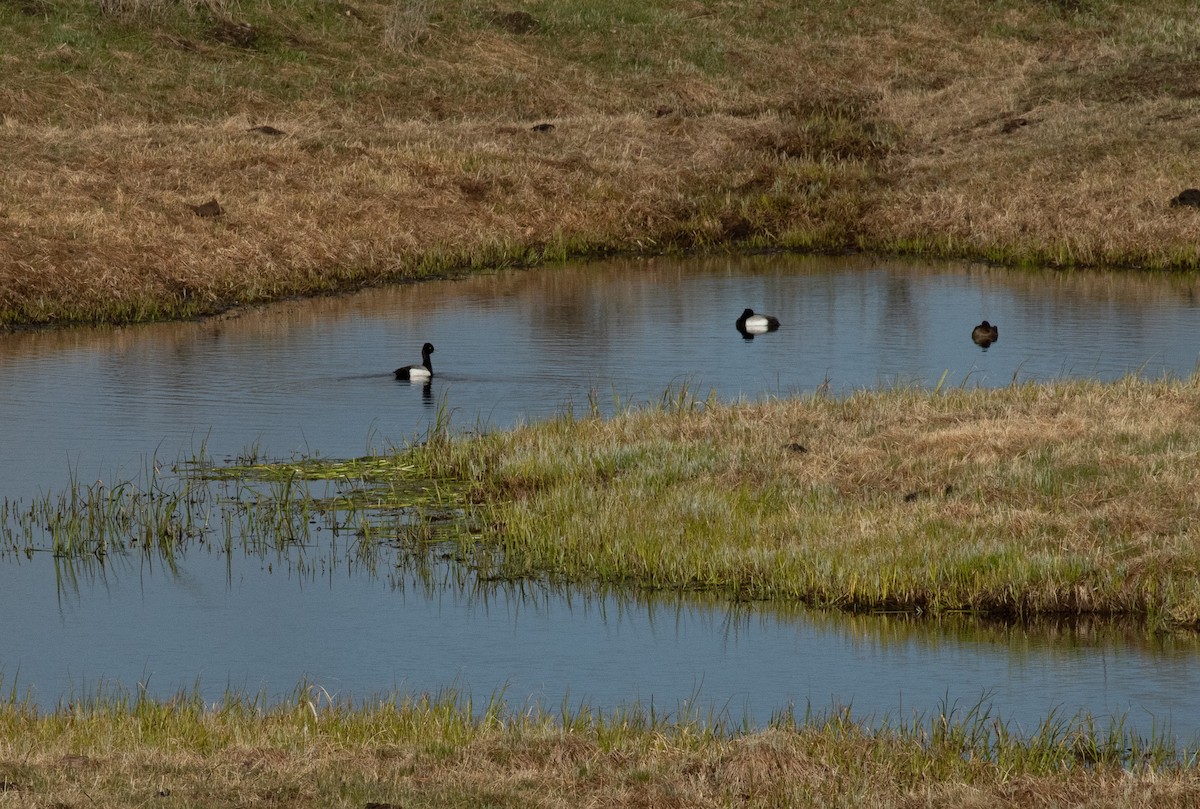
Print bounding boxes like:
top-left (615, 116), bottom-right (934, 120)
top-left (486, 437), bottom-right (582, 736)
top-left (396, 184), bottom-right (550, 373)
top-left (0, 685), bottom-right (1194, 809)
top-left (0, 469), bottom-right (197, 564)
top-left (5, 0), bottom-right (1200, 326)
top-left (0, 448), bottom-right (473, 592)
top-left (409, 374), bottom-right (1200, 628)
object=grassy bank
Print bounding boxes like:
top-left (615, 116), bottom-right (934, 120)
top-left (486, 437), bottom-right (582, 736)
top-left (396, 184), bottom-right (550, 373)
top-left (4, 0), bottom-right (1200, 326)
top-left (409, 375), bottom-right (1200, 628)
top-left (0, 688), bottom-right (1196, 808)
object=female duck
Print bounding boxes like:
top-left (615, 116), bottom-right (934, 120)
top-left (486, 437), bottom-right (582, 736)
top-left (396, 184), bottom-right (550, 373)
top-left (395, 342), bottom-right (435, 380)
top-left (736, 308), bottom-right (781, 335)
top-left (971, 321), bottom-right (999, 348)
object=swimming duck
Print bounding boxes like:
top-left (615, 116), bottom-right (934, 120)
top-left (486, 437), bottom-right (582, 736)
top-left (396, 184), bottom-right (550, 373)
top-left (395, 342), bottom-right (435, 381)
top-left (971, 321), bottom-right (999, 349)
top-left (736, 308), bottom-right (781, 335)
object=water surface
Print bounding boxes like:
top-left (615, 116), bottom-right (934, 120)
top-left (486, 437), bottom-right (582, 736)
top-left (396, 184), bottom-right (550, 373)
top-left (4, 550), bottom-right (1198, 742)
top-left (4, 253), bottom-right (1199, 500)
top-left (2, 254), bottom-right (1199, 740)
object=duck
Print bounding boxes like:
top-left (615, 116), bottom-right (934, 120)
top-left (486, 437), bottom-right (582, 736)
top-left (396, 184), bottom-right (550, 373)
top-left (971, 321), bottom-right (999, 349)
top-left (394, 342), bottom-right (435, 381)
top-left (736, 308), bottom-right (781, 335)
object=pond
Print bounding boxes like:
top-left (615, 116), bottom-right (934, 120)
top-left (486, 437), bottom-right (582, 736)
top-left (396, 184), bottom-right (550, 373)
top-left (2, 253), bottom-right (1200, 741)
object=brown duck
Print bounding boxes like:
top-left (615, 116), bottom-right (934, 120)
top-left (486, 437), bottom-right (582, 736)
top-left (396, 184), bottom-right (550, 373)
top-left (971, 320), bottom-right (999, 349)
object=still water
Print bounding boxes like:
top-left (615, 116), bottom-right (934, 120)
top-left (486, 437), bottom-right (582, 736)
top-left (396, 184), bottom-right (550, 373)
top-left (2, 254), bottom-right (1200, 738)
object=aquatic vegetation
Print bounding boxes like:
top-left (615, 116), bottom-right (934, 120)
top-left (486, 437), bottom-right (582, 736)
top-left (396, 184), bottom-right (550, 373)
top-left (0, 470), bottom-right (197, 565)
top-left (0, 447), bottom-right (474, 594)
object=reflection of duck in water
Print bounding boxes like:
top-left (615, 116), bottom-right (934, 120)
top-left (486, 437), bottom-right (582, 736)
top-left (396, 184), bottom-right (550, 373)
top-left (971, 321), bottom-right (999, 350)
top-left (395, 342), bottom-right (435, 380)
top-left (736, 308), bottom-right (781, 339)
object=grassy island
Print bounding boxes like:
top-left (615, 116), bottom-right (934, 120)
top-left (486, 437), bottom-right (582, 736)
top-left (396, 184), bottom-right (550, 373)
top-left (420, 376), bottom-right (1200, 628)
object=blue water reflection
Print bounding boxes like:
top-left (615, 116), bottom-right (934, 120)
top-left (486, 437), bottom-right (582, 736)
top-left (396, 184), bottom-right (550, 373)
top-left (3, 550), bottom-right (1197, 745)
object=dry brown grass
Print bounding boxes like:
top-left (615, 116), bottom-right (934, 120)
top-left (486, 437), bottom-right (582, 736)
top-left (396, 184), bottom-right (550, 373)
top-left (0, 111), bottom-right (873, 324)
top-left (3, 0), bottom-right (1200, 327)
top-left (2, 706), bottom-right (1198, 809)
top-left (861, 4), bottom-right (1200, 265)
